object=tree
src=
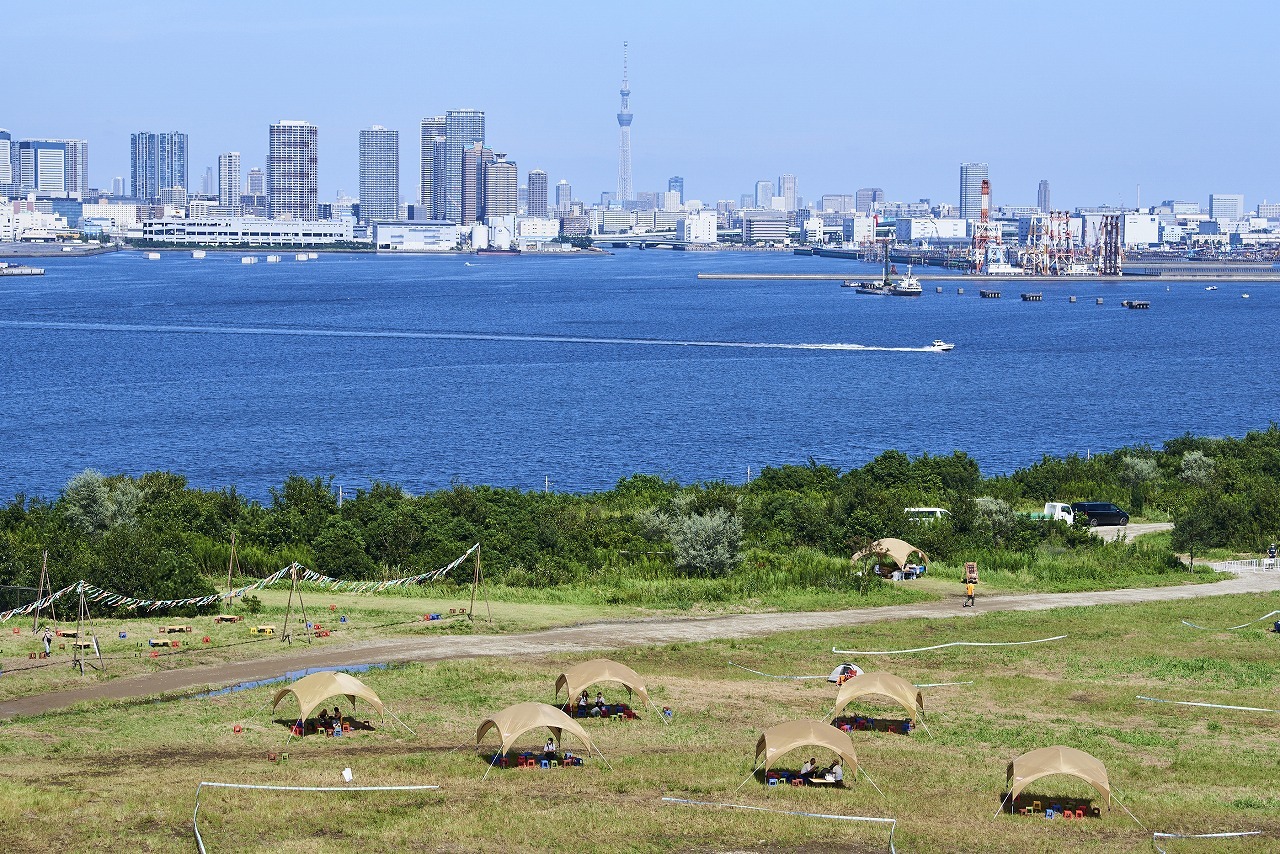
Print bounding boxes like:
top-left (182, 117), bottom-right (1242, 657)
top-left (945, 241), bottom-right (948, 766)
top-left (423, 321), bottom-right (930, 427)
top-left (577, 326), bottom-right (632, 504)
top-left (665, 509), bottom-right (742, 578)
top-left (1179, 451), bottom-right (1216, 487)
top-left (1119, 456), bottom-right (1159, 514)
top-left (1171, 493), bottom-right (1217, 572)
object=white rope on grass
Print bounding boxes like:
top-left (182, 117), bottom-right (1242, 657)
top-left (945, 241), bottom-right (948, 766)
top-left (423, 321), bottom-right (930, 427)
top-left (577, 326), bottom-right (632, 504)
top-left (662, 797), bottom-right (897, 854)
top-left (193, 781), bottom-right (440, 854)
top-left (832, 635), bottom-right (1066, 655)
top-left (1180, 610), bottom-right (1280, 631)
top-left (729, 661), bottom-right (829, 680)
top-left (1152, 830), bottom-right (1262, 854)
top-left (1137, 696), bottom-right (1280, 714)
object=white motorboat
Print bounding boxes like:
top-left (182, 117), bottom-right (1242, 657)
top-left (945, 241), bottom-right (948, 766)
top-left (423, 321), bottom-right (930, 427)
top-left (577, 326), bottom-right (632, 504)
top-left (1205, 286), bottom-right (1218, 291)
top-left (931, 340), bottom-right (955, 351)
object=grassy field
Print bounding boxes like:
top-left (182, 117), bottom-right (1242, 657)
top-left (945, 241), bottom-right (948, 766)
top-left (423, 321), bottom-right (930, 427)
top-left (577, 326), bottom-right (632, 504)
top-left (0, 591), bottom-right (1277, 852)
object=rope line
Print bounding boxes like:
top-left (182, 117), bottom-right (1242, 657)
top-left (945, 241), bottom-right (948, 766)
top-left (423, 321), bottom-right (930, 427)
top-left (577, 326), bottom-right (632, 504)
top-left (1137, 696), bottom-right (1280, 714)
top-left (193, 781), bottom-right (440, 854)
top-left (1152, 830), bottom-right (1262, 854)
top-left (661, 797), bottom-right (896, 854)
top-left (1180, 610), bottom-right (1280, 631)
top-left (832, 635), bottom-right (1067, 655)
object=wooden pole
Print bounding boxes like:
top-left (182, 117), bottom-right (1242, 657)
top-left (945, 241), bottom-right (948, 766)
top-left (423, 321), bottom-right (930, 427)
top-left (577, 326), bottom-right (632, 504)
top-left (225, 532), bottom-right (237, 609)
top-left (468, 546), bottom-right (479, 621)
top-left (32, 550), bottom-right (55, 634)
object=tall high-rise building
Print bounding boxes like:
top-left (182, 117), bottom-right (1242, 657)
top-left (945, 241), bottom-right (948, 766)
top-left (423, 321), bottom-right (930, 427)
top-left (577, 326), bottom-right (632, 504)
top-left (358, 125), bottom-right (399, 223)
top-left (616, 41), bottom-right (633, 202)
top-left (1037, 179), bottom-right (1051, 213)
top-left (218, 152), bottom-right (241, 209)
top-left (0, 130), bottom-right (14, 193)
top-left (419, 115), bottom-right (444, 216)
top-left (667, 175), bottom-right (683, 205)
top-left (484, 155), bottom-right (518, 218)
top-left (527, 169), bottom-right (548, 218)
top-left (1208, 193), bottom-right (1244, 221)
top-left (63, 140), bottom-right (88, 196)
top-left (444, 109), bottom-right (485, 223)
top-left (246, 167), bottom-right (265, 196)
top-left (18, 139), bottom-right (86, 195)
top-left (111, 176), bottom-right (124, 197)
top-left (130, 132), bottom-right (187, 202)
top-left (855, 188), bottom-right (883, 214)
top-left (462, 142), bottom-right (494, 223)
top-left (754, 180), bottom-right (773, 208)
top-left (959, 162), bottom-right (988, 220)
top-left (267, 120), bottom-right (318, 220)
top-left (201, 166), bottom-right (215, 196)
top-left (777, 174), bottom-right (797, 211)
top-left (555, 179), bottom-right (572, 213)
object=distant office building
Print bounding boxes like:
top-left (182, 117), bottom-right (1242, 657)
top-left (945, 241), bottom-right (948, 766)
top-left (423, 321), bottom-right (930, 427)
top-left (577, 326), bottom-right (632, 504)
top-left (555, 179), bottom-right (572, 213)
top-left (661, 190), bottom-right (681, 211)
top-left (0, 130), bottom-right (13, 194)
top-left (754, 180), bottom-right (774, 208)
top-left (1208, 193), bottom-right (1244, 221)
top-left (600, 191), bottom-right (616, 208)
top-left (201, 166), bottom-right (215, 196)
top-left (855, 188), bottom-right (883, 214)
top-left (668, 175), bottom-right (684, 205)
top-left (777, 174), bottom-right (797, 211)
top-left (527, 169), bottom-right (548, 219)
top-left (1257, 202), bottom-right (1280, 219)
top-left (218, 152), bottom-right (241, 210)
top-left (444, 108), bottom-right (485, 223)
top-left (959, 162), bottom-right (988, 220)
top-left (267, 120), bottom-right (318, 220)
top-left (130, 132), bottom-right (187, 202)
top-left (676, 210), bottom-right (716, 244)
top-left (18, 139), bottom-right (74, 195)
top-left (358, 125), bottom-right (399, 223)
top-left (484, 155), bottom-right (517, 218)
top-left (419, 115), bottom-right (445, 216)
top-left (821, 194), bottom-right (856, 214)
top-left (1037, 179), bottom-right (1051, 213)
top-left (140, 216), bottom-right (353, 245)
top-left (461, 142), bottom-right (494, 223)
top-left (246, 167), bottom-right (265, 196)
top-left (741, 209), bottom-right (788, 245)
top-left (111, 176), bottom-right (124, 197)
top-left (374, 220), bottom-right (459, 252)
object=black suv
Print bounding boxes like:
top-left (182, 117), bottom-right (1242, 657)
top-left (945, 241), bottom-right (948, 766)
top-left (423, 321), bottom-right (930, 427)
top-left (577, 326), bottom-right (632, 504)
top-left (1070, 502), bottom-right (1130, 527)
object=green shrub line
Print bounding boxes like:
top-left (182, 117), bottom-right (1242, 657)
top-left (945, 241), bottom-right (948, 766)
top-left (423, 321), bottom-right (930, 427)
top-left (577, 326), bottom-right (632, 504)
top-left (2, 428), bottom-right (1277, 617)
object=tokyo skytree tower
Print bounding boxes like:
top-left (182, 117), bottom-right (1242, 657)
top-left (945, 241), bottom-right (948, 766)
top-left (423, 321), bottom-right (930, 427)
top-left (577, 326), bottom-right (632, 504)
top-left (616, 41), bottom-right (633, 202)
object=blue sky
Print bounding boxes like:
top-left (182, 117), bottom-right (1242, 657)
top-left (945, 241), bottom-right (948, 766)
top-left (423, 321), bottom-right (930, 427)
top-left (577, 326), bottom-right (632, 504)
top-left (8, 1), bottom-right (1277, 210)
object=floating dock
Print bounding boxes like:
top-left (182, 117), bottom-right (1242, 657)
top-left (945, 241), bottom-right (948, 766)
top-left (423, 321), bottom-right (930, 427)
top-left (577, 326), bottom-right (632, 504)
top-left (0, 262), bottom-right (44, 276)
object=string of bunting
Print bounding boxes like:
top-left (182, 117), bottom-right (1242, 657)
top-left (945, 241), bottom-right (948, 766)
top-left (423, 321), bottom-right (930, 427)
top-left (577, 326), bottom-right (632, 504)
top-left (0, 544), bottom-right (479, 624)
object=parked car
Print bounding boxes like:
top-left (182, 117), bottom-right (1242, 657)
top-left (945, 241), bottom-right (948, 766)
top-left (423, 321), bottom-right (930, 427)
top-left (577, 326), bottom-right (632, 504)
top-left (905, 507), bottom-right (950, 522)
top-left (1069, 502), bottom-right (1130, 527)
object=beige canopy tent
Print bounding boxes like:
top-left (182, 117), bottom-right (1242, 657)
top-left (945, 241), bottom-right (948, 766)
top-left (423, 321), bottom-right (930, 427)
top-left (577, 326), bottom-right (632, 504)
top-left (851, 538), bottom-right (929, 570)
top-left (1006, 746), bottom-right (1111, 807)
top-left (555, 659), bottom-right (652, 712)
top-left (830, 671), bottom-right (924, 722)
top-left (476, 701), bottom-right (599, 758)
top-left (272, 670), bottom-right (386, 723)
top-left (755, 719), bottom-right (859, 775)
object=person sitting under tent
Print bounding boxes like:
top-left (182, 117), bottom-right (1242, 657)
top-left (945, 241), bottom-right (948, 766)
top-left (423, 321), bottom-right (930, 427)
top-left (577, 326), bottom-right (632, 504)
top-left (577, 689), bottom-right (590, 711)
top-left (590, 691), bottom-right (607, 717)
top-left (333, 706), bottom-right (342, 726)
top-left (827, 758), bottom-right (844, 783)
top-left (800, 757), bottom-right (816, 780)
top-left (543, 736), bottom-right (557, 761)
top-left (317, 709), bottom-right (331, 731)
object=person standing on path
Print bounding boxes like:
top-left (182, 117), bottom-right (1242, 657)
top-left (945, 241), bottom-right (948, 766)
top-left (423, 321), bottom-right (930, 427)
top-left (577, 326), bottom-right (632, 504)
top-left (963, 581), bottom-right (975, 608)
top-left (42, 627), bottom-right (52, 655)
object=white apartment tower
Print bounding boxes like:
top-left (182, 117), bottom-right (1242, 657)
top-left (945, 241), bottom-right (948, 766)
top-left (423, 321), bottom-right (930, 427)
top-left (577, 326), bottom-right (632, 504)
top-left (359, 125), bottom-right (399, 223)
top-left (218, 152), bottom-right (241, 210)
top-left (267, 120), bottom-right (318, 221)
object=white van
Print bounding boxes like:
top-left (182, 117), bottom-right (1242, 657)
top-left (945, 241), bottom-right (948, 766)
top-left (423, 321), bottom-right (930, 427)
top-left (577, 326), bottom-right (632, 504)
top-left (905, 507), bottom-right (951, 522)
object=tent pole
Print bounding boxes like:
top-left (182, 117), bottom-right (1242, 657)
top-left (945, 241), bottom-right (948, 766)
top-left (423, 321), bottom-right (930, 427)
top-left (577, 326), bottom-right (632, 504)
top-left (991, 790), bottom-right (1013, 818)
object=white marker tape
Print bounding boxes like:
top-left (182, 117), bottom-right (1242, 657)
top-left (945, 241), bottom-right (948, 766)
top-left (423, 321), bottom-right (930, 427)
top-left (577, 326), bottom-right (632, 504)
top-left (1152, 830), bottom-right (1261, 854)
top-left (1180, 610), bottom-right (1280, 631)
top-left (832, 635), bottom-right (1066, 655)
top-left (1137, 696), bottom-right (1280, 714)
top-left (662, 797), bottom-right (897, 853)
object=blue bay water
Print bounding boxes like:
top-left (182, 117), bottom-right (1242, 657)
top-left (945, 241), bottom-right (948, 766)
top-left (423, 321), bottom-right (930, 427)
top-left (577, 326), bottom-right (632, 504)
top-left (0, 250), bottom-right (1275, 499)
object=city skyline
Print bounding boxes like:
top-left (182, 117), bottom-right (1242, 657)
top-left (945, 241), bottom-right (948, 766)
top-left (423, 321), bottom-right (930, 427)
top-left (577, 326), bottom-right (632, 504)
top-left (6, 2), bottom-right (1280, 209)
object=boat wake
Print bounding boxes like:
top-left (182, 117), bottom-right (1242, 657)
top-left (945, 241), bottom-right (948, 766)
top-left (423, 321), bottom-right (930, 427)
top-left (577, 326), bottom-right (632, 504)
top-left (0, 320), bottom-right (943, 353)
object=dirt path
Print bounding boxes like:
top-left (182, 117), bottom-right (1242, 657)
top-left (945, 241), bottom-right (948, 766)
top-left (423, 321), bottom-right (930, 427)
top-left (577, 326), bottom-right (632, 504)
top-left (1096, 522), bottom-right (1173, 542)
top-left (3, 570), bottom-right (1277, 719)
